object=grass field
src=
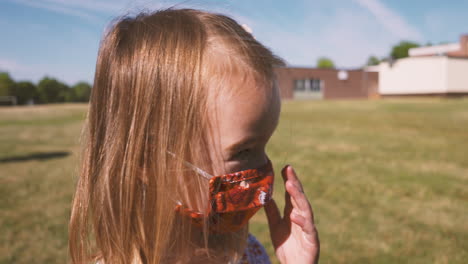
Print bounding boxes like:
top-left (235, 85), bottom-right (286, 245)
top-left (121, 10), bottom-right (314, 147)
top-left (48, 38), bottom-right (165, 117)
top-left (1, 98), bottom-right (468, 263)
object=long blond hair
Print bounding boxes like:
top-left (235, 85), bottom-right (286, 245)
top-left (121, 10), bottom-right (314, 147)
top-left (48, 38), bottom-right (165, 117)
top-left (69, 8), bottom-right (284, 264)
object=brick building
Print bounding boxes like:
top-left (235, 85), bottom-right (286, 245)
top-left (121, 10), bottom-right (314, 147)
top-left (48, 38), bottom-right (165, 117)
top-left (275, 67), bottom-right (379, 100)
top-left (276, 35), bottom-right (468, 99)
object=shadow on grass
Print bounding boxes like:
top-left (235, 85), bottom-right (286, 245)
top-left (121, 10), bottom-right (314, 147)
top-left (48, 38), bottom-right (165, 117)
top-left (0, 151), bottom-right (70, 163)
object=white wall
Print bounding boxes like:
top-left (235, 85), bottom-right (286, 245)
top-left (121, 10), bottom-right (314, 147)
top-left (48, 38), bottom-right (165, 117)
top-left (379, 56), bottom-right (468, 95)
top-left (446, 58), bottom-right (468, 93)
top-left (379, 57), bottom-right (447, 95)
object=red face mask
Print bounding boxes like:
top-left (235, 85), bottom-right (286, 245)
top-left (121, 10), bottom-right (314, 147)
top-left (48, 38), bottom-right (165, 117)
top-left (175, 159), bottom-right (274, 233)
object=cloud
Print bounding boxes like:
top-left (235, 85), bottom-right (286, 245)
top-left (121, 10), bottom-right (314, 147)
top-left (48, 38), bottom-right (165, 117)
top-left (254, 8), bottom-right (391, 68)
top-left (0, 58), bottom-right (29, 73)
top-left (3, 0), bottom-right (429, 77)
top-left (36, 0), bottom-right (125, 14)
top-left (11, 0), bottom-right (102, 23)
top-left (8, 0), bottom-right (193, 22)
top-left (0, 58), bottom-right (46, 82)
top-left (352, 0), bottom-right (424, 41)
top-left (245, 0), bottom-right (426, 68)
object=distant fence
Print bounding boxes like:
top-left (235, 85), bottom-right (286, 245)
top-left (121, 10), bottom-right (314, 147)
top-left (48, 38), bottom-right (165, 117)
top-left (0, 96), bottom-right (17, 106)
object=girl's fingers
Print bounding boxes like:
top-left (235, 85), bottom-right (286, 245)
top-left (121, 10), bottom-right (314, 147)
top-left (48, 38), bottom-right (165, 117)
top-left (290, 209), bottom-right (306, 228)
top-left (291, 207), bottom-right (317, 236)
top-left (271, 164), bottom-right (316, 227)
top-left (282, 165), bottom-right (293, 218)
top-left (285, 181), bottom-right (313, 221)
top-left (284, 165), bottom-right (310, 212)
top-left (286, 166), bottom-right (304, 193)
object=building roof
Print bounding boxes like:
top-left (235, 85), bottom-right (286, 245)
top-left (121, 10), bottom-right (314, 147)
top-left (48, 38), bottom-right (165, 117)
top-left (409, 43), bottom-right (461, 57)
top-left (409, 34), bottom-right (468, 58)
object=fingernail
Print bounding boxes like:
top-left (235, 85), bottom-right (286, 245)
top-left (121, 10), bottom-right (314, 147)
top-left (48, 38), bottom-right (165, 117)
top-left (282, 165), bottom-right (290, 173)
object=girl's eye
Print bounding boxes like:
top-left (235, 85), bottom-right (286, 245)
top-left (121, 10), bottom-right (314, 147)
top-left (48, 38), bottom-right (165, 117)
top-left (234, 149), bottom-right (251, 160)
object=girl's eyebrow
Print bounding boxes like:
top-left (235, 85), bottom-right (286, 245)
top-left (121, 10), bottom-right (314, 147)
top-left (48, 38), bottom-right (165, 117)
top-left (225, 136), bottom-right (259, 153)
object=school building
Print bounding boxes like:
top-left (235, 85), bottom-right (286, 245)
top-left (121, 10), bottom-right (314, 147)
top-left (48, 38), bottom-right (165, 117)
top-left (379, 35), bottom-right (468, 97)
top-left (275, 67), bottom-right (379, 100)
top-left (276, 34), bottom-right (468, 100)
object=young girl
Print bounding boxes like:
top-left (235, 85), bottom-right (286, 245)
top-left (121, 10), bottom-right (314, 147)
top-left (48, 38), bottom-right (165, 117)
top-left (69, 8), bottom-right (319, 264)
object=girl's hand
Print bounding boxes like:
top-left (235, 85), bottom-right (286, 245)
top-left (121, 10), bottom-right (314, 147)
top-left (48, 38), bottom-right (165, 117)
top-left (264, 165), bottom-right (320, 264)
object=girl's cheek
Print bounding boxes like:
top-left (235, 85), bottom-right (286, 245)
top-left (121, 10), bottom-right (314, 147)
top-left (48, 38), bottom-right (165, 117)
top-left (227, 150), bottom-right (267, 173)
top-left (222, 160), bottom-right (246, 174)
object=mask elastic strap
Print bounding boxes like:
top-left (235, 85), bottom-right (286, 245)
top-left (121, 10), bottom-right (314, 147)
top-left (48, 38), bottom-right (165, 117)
top-left (166, 151), bottom-right (213, 180)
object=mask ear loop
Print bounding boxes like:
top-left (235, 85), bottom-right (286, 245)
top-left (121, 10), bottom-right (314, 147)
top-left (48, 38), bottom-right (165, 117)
top-left (166, 151), bottom-right (213, 180)
top-left (139, 152), bottom-right (210, 212)
top-left (166, 151), bottom-right (213, 212)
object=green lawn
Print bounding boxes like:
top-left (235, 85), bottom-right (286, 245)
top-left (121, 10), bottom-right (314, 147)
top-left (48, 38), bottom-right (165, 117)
top-left (1, 99), bottom-right (467, 263)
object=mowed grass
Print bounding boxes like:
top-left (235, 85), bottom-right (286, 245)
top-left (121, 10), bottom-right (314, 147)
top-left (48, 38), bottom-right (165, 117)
top-left (1, 98), bottom-right (468, 263)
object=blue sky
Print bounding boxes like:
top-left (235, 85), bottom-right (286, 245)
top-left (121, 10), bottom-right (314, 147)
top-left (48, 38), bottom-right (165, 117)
top-left (1, 0), bottom-right (467, 85)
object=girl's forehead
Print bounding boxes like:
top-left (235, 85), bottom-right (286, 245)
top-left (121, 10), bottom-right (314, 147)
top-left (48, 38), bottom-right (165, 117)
top-left (208, 77), bottom-right (281, 147)
top-left (210, 77), bottom-right (275, 119)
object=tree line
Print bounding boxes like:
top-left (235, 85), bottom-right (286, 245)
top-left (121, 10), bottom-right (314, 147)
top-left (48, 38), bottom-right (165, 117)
top-left (0, 40), bottom-right (429, 104)
top-left (365, 41), bottom-right (421, 66)
top-left (315, 40), bottom-right (422, 69)
top-left (0, 72), bottom-right (91, 105)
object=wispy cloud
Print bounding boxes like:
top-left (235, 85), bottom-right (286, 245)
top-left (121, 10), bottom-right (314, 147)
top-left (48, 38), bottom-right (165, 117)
top-left (255, 10), bottom-right (390, 68)
top-left (11, 0), bottom-right (102, 23)
top-left (36, 0), bottom-right (124, 14)
top-left (352, 0), bottom-right (424, 41)
top-left (0, 58), bottom-right (48, 82)
top-left (8, 0), bottom-right (188, 22)
top-left (2, 0), bottom-right (431, 78)
top-left (247, 0), bottom-right (428, 68)
top-left (0, 58), bottom-right (28, 73)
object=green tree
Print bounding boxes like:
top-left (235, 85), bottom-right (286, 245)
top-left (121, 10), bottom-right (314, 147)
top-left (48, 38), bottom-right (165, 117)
top-left (64, 87), bottom-right (77, 102)
top-left (13, 81), bottom-right (37, 105)
top-left (37, 77), bottom-right (69, 103)
top-left (316, 57), bottom-right (335, 69)
top-left (0, 72), bottom-right (15, 97)
top-left (71, 81), bottom-right (92, 102)
top-left (390, 41), bottom-right (420, 59)
top-left (366, 56), bottom-right (380, 66)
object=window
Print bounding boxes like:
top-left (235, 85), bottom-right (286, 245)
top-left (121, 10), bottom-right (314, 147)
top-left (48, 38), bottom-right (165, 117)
top-left (294, 79), bottom-right (322, 92)
top-left (294, 80), bottom-right (306, 91)
top-left (311, 79), bottom-right (321, 91)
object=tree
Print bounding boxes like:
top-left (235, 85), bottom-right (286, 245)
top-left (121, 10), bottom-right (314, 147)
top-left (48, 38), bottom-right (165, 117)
top-left (64, 87), bottom-right (76, 102)
top-left (390, 41), bottom-right (420, 59)
top-left (13, 81), bottom-right (37, 105)
top-left (37, 77), bottom-right (69, 103)
top-left (71, 81), bottom-right (92, 102)
top-left (316, 57), bottom-right (335, 69)
top-left (0, 72), bottom-right (15, 97)
top-left (366, 56), bottom-right (380, 66)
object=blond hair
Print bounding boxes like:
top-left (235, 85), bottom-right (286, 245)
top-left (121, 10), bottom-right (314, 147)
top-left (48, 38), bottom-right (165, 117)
top-left (69, 8), bottom-right (284, 264)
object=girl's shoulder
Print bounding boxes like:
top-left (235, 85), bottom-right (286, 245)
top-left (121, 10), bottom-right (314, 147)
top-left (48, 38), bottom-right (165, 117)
top-left (239, 234), bottom-right (271, 264)
top-left (96, 233), bottom-right (271, 264)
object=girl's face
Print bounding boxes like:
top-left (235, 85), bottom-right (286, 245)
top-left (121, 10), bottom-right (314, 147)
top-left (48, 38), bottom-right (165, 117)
top-left (207, 77), bottom-right (281, 175)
